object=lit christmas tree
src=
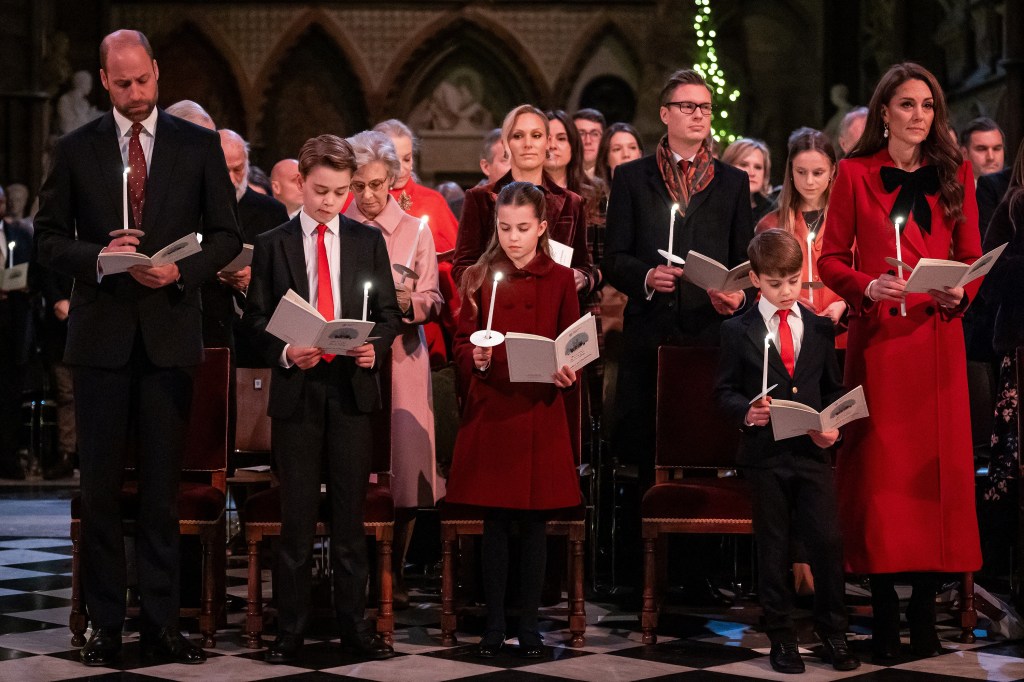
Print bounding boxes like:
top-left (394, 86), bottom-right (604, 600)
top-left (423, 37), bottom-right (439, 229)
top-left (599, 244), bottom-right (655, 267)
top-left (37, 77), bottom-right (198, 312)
top-left (691, 0), bottom-right (742, 143)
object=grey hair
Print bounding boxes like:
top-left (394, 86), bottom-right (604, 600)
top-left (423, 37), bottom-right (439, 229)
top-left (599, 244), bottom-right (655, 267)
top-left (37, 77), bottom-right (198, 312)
top-left (838, 106), bottom-right (869, 140)
top-left (166, 100), bottom-right (215, 129)
top-left (347, 130), bottom-right (401, 179)
top-left (373, 118), bottom-right (418, 151)
top-left (480, 128), bottom-right (503, 163)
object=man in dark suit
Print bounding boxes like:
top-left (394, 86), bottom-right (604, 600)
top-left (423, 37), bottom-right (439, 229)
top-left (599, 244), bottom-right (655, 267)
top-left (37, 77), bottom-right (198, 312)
top-left (978, 167), bottom-right (1012, 238)
top-left (34, 29), bottom-right (240, 666)
top-left (0, 193), bottom-right (35, 481)
top-left (242, 135), bottom-right (402, 664)
top-left (714, 229), bottom-right (855, 673)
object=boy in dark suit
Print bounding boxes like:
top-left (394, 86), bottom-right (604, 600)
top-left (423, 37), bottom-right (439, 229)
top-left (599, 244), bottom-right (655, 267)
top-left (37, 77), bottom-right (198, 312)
top-left (243, 135), bottom-right (402, 664)
top-left (714, 229), bottom-right (858, 674)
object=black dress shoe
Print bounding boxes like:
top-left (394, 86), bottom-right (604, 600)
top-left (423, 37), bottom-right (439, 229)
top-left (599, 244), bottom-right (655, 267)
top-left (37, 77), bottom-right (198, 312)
top-left (909, 628), bottom-right (944, 657)
top-left (140, 627), bottom-right (207, 664)
top-left (517, 632), bottom-right (544, 659)
top-left (817, 632), bottom-right (861, 671)
top-left (265, 633), bottom-right (303, 664)
top-left (769, 641), bottom-right (805, 674)
top-left (476, 631), bottom-right (505, 658)
top-left (81, 627), bottom-right (122, 666)
top-left (340, 633), bottom-right (395, 660)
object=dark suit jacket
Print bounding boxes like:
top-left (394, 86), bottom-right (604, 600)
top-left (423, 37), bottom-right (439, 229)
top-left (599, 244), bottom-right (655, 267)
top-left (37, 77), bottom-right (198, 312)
top-left (242, 214), bottom-right (403, 418)
top-left (38, 263), bottom-right (73, 362)
top-left (964, 168), bottom-right (1013, 361)
top-left (978, 168), bottom-right (1011, 238)
top-left (603, 155), bottom-right (753, 349)
top-left (714, 303), bottom-right (846, 467)
top-left (1, 219), bottom-right (36, 365)
top-left (34, 109), bottom-right (241, 368)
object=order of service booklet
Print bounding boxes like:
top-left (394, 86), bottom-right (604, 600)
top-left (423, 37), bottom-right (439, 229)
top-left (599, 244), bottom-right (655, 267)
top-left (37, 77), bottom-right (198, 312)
top-left (97, 233), bottom-right (202, 275)
top-left (682, 251), bottom-right (752, 292)
top-left (505, 312), bottom-right (600, 383)
top-left (899, 242), bottom-right (1007, 294)
top-left (220, 243), bottom-right (254, 272)
top-left (769, 385), bottom-right (869, 441)
top-left (265, 289), bottom-right (374, 354)
top-left (0, 263), bottom-right (28, 292)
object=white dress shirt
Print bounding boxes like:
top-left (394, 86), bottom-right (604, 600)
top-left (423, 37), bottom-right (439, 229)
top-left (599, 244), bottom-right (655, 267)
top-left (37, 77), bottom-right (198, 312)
top-left (644, 151), bottom-right (697, 300)
top-left (112, 106), bottom-right (157, 172)
top-left (758, 296), bottom-right (804, 364)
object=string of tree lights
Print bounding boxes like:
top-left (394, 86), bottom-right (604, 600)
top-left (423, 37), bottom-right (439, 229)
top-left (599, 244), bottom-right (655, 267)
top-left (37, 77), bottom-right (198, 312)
top-left (691, 0), bottom-right (742, 143)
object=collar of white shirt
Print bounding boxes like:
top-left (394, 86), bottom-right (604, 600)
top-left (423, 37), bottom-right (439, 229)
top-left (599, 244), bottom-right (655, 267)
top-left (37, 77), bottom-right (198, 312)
top-left (758, 296), bottom-right (802, 327)
top-left (112, 106), bottom-right (158, 140)
top-left (671, 150), bottom-right (697, 165)
top-left (299, 209), bottom-right (340, 238)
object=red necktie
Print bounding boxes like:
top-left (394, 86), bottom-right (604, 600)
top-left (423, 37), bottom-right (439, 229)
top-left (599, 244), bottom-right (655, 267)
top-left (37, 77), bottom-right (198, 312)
top-left (316, 224), bottom-right (335, 362)
top-left (128, 122), bottom-right (147, 229)
top-left (678, 158), bottom-right (691, 175)
top-left (777, 309), bottom-right (795, 376)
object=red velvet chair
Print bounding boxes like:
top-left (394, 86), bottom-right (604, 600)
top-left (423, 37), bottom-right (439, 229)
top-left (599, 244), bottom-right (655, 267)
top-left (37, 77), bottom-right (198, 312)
top-left (640, 346), bottom-right (752, 644)
top-left (69, 347), bottom-right (231, 648)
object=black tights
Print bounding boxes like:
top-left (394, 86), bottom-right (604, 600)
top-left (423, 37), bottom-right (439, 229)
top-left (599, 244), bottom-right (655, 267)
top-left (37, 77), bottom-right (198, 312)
top-left (482, 509), bottom-right (549, 637)
top-left (869, 572), bottom-right (941, 635)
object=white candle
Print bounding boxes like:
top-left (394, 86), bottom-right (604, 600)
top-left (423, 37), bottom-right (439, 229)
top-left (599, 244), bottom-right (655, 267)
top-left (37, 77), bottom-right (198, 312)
top-left (666, 202), bottom-right (679, 265)
top-left (485, 271), bottom-right (503, 338)
top-left (7, 241), bottom-right (14, 269)
top-left (122, 167), bottom-right (130, 231)
top-left (762, 333), bottom-right (771, 397)
top-left (894, 217), bottom-right (906, 317)
top-left (362, 281), bottom-right (371, 322)
top-left (405, 216), bottom-right (427, 270)
top-left (806, 232), bottom-right (815, 306)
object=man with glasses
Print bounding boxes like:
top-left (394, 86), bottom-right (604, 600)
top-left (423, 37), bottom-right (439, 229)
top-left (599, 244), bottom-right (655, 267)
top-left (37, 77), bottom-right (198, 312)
top-left (573, 108), bottom-right (606, 178)
top-left (603, 68), bottom-right (753, 602)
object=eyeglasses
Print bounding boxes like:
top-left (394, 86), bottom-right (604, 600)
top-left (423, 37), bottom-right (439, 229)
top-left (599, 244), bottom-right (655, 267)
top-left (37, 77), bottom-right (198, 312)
top-left (664, 101), bottom-right (713, 116)
top-left (576, 129), bottom-right (603, 139)
top-left (351, 178), bottom-right (389, 193)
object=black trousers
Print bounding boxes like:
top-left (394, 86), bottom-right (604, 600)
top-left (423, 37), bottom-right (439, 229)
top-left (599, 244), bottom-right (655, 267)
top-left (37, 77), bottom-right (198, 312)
top-left (482, 509), bottom-right (549, 637)
top-left (74, 343), bottom-right (195, 630)
top-left (744, 455), bottom-right (847, 641)
top-left (272, 361), bottom-right (373, 637)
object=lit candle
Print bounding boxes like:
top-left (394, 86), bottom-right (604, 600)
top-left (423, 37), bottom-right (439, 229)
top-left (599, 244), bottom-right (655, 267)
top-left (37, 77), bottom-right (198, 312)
top-left (7, 241), bottom-right (14, 270)
top-left (762, 333), bottom-right (772, 397)
top-left (666, 202), bottom-right (679, 265)
top-left (806, 231), bottom-right (815, 306)
top-left (894, 217), bottom-right (906, 317)
top-left (485, 271), bottom-right (503, 339)
top-left (122, 167), bottom-right (130, 231)
top-left (362, 281), bottom-right (371, 322)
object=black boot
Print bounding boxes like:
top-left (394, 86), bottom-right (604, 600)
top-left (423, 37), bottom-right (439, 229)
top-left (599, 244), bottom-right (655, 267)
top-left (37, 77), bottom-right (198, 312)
top-left (869, 575), bottom-right (901, 659)
top-left (907, 574), bottom-right (942, 657)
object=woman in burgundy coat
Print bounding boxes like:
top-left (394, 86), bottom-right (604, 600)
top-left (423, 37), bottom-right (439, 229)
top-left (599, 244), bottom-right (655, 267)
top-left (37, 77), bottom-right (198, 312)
top-left (446, 182), bottom-right (582, 658)
top-left (818, 63), bottom-right (982, 659)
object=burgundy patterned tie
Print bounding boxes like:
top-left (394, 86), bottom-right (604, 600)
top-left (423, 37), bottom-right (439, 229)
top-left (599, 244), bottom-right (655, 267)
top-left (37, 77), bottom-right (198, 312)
top-left (128, 122), bottom-right (147, 229)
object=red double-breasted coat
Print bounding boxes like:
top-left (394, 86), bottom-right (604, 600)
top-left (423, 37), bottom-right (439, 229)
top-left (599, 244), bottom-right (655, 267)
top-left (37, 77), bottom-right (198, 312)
top-left (818, 149), bottom-right (982, 574)
top-left (445, 251), bottom-right (582, 510)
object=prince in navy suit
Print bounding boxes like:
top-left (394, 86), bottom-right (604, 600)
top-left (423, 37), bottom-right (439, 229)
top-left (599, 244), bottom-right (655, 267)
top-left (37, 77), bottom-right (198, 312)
top-left (714, 229), bottom-right (857, 674)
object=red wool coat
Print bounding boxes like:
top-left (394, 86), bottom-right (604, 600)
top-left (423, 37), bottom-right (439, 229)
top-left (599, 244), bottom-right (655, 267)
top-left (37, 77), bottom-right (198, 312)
top-left (445, 251), bottom-right (583, 510)
top-left (818, 149), bottom-right (982, 574)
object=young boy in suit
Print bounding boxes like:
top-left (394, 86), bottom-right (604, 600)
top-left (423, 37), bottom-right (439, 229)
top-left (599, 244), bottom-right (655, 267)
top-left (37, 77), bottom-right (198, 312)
top-left (243, 135), bottom-right (403, 664)
top-left (714, 228), bottom-right (858, 674)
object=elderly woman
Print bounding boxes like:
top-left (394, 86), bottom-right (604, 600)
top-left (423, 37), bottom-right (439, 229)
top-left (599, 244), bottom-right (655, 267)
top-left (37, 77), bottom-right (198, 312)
top-left (344, 130), bottom-right (445, 607)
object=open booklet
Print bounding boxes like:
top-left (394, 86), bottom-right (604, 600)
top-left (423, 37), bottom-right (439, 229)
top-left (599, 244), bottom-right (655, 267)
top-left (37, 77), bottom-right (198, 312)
top-left (265, 289), bottom-right (375, 354)
top-left (548, 239), bottom-right (573, 268)
top-left (221, 243), bottom-right (254, 272)
top-left (894, 242), bottom-right (1008, 294)
top-left (683, 251), bottom-right (752, 292)
top-left (0, 263), bottom-right (28, 292)
top-left (505, 312), bottom-right (600, 383)
top-left (97, 233), bottom-right (202, 275)
top-left (769, 385), bottom-right (869, 441)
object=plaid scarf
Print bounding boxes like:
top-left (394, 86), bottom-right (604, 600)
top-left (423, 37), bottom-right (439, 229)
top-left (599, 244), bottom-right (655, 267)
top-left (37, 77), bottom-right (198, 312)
top-left (656, 135), bottom-right (715, 216)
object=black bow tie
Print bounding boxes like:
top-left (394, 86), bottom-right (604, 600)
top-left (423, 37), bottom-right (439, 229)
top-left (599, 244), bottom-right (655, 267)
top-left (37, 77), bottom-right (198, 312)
top-left (880, 165), bottom-right (940, 234)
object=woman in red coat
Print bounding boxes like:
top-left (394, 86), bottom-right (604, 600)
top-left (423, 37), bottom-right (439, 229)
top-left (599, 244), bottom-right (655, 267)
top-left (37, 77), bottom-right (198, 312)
top-left (446, 182), bottom-right (582, 658)
top-left (452, 104), bottom-right (596, 294)
top-left (818, 63), bottom-right (982, 659)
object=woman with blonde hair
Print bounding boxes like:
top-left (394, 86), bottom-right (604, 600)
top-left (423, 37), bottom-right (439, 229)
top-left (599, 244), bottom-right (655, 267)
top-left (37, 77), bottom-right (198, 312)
top-left (722, 137), bottom-right (775, 224)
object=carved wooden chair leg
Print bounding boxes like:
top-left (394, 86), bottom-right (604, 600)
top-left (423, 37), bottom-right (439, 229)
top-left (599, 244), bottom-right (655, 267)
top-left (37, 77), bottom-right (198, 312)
top-left (69, 522), bottom-right (88, 647)
top-left (959, 571), bottom-right (977, 643)
top-left (244, 536), bottom-right (264, 649)
top-left (441, 525), bottom-right (458, 646)
top-left (568, 524), bottom-right (587, 647)
top-left (641, 529), bottom-right (659, 645)
top-left (199, 528), bottom-right (217, 647)
top-left (376, 525), bottom-right (394, 645)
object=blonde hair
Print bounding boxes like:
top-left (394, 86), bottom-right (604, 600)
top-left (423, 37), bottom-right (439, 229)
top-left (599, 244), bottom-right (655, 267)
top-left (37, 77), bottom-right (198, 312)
top-left (721, 138), bottom-right (772, 197)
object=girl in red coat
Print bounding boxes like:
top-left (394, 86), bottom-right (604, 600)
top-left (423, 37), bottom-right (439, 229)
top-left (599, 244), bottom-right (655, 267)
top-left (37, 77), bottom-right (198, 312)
top-left (446, 181), bottom-right (582, 659)
top-left (818, 63), bottom-right (982, 659)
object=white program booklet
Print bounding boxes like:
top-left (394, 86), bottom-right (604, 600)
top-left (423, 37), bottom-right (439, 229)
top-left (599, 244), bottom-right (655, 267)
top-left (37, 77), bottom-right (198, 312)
top-left (899, 242), bottom-right (1007, 294)
top-left (548, 239), bottom-right (574, 268)
top-left (221, 243), bottom-right (254, 272)
top-left (265, 289), bottom-right (375, 354)
top-left (683, 251), bottom-right (752, 292)
top-left (769, 385), bottom-right (869, 441)
top-left (98, 233), bottom-right (202, 275)
top-left (0, 263), bottom-right (29, 292)
top-left (505, 312), bottom-right (599, 383)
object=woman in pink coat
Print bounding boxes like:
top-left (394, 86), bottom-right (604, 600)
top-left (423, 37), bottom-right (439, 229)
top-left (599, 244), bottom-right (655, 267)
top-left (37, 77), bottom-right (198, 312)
top-left (344, 130), bottom-right (444, 607)
top-left (818, 63), bottom-right (982, 659)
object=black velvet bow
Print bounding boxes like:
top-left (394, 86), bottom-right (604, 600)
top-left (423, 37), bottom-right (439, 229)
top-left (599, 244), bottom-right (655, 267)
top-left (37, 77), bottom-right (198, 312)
top-left (880, 165), bottom-right (940, 234)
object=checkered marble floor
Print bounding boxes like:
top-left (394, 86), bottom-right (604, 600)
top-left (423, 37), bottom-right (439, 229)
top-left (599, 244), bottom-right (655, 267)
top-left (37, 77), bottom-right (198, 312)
top-left (1, 536), bottom-right (1023, 681)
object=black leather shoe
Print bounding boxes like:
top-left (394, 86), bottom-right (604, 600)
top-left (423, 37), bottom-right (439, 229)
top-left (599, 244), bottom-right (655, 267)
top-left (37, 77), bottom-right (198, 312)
top-left (817, 632), bottom-right (861, 671)
top-left (81, 627), bottom-right (122, 666)
top-left (909, 627), bottom-right (944, 657)
top-left (140, 627), bottom-right (206, 664)
top-left (476, 631), bottom-right (505, 658)
top-left (265, 633), bottom-right (303, 664)
top-left (517, 632), bottom-right (544, 659)
top-left (769, 641), bottom-right (805, 674)
top-left (341, 633), bottom-right (395, 660)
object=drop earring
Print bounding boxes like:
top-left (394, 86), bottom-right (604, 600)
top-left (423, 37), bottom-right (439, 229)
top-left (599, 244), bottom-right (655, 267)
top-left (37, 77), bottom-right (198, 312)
top-left (883, 122), bottom-right (889, 139)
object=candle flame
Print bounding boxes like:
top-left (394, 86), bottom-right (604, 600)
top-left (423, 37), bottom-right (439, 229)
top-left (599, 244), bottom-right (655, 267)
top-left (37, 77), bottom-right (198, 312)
top-left (8, 241), bottom-right (14, 251)
top-left (123, 167), bottom-right (130, 177)
top-left (671, 202), bottom-right (680, 214)
top-left (420, 215), bottom-right (429, 225)
top-left (808, 232), bottom-right (815, 240)
top-left (894, 216), bottom-right (904, 226)
top-left (494, 271), bottom-right (503, 282)
top-left (765, 333), bottom-right (773, 345)
top-left (364, 281), bottom-right (372, 290)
